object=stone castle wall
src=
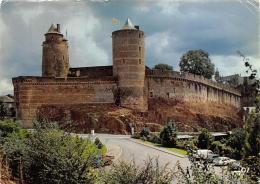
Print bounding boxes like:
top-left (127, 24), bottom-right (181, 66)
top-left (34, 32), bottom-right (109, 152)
top-left (146, 70), bottom-right (241, 108)
top-left (13, 76), bottom-right (116, 128)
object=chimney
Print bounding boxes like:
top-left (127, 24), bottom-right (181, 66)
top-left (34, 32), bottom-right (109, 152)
top-left (57, 24), bottom-right (60, 32)
top-left (134, 25), bottom-right (139, 30)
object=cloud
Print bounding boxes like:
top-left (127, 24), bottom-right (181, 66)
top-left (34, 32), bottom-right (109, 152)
top-left (0, 78), bottom-right (13, 95)
top-left (0, 0), bottom-right (258, 95)
top-left (212, 55), bottom-right (260, 76)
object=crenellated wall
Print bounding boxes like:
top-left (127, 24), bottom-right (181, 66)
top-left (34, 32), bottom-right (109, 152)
top-left (146, 70), bottom-right (241, 108)
top-left (13, 76), bottom-right (116, 128)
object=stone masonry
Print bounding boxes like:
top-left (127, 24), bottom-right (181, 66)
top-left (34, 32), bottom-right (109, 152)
top-left (12, 19), bottom-right (242, 128)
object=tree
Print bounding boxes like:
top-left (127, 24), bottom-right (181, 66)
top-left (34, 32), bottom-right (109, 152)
top-left (153, 63), bottom-right (173, 71)
top-left (159, 121), bottom-right (178, 147)
top-left (214, 69), bottom-right (221, 83)
top-left (179, 49), bottom-right (215, 79)
top-left (0, 102), bottom-right (7, 120)
top-left (248, 115), bottom-right (260, 156)
top-left (197, 129), bottom-right (214, 149)
top-left (226, 128), bottom-right (247, 159)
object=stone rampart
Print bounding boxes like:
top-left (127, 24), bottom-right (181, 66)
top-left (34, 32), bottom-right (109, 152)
top-left (146, 70), bottom-right (241, 108)
top-left (13, 76), bottom-right (116, 127)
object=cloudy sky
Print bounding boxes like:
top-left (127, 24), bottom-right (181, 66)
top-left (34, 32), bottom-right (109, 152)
top-left (0, 0), bottom-right (259, 95)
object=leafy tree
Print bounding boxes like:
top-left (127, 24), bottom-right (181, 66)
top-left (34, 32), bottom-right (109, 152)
top-left (214, 69), bottom-right (221, 82)
top-left (197, 129), bottom-right (214, 149)
top-left (159, 121), bottom-right (178, 147)
top-left (226, 128), bottom-right (247, 159)
top-left (179, 49), bottom-right (215, 79)
top-left (248, 115), bottom-right (260, 156)
top-left (237, 51), bottom-right (260, 157)
top-left (153, 63), bottom-right (173, 71)
top-left (0, 102), bottom-right (7, 120)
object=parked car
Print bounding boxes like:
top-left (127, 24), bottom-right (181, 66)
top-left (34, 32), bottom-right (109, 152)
top-left (193, 149), bottom-right (219, 162)
top-left (213, 157), bottom-right (236, 166)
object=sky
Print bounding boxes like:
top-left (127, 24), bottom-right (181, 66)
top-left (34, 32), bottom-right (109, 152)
top-left (0, 0), bottom-right (259, 95)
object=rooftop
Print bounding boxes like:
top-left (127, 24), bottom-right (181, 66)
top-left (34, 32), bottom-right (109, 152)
top-left (122, 18), bottom-right (136, 30)
top-left (0, 96), bottom-right (14, 103)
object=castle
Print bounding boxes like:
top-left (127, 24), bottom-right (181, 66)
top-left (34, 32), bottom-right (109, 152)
top-left (13, 19), bottom-right (242, 129)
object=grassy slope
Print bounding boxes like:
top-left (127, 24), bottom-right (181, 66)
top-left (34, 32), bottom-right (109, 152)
top-left (139, 140), bottom-right (188, 155)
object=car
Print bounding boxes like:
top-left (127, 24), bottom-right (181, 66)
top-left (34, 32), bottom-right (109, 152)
top-left (193, 149), bottom-right (219, 162)
top-left (213, 157), bottom-right (236, 166)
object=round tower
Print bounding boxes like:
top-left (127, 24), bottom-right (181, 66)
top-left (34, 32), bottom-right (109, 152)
top-left (42, 24), bottom-right (69, 78)
top-left (112, 18), bottom-right (147, 111)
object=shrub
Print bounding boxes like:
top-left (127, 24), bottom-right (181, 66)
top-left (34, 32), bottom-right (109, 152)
top-left (0, 119), bottom-right (28, 144)
top-left (147, 133), bottom-right (161, 144)
top-left (140, 127), bottom-right (150, 138)
top-left (248, 115), bottom-right (260, 156)
top-left (131, 132), bottom-right (140, 139)
top-left (160, 121), bottom-right (178, 147)
top-left (226, 128), bottom-right (247, 159)
top-left (210, 141), bottom-right (225, 155)
top-left (94, 137), bottom-right (107, 156)
top-left (3, 121), bottom-right (100, 184)
top-left (100, 158), bottom-right (175, 184)
top-left (197, 129), bottom-right (214, 149)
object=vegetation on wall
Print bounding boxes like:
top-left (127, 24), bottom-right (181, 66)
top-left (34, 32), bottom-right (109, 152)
top-left (153, 63), bottom-right (173, 71)
top-left (179, 49), bottom-right (215, 79)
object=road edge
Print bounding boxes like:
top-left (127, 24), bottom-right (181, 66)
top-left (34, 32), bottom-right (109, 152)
top-left (129, 138), bottom-right (187, 159)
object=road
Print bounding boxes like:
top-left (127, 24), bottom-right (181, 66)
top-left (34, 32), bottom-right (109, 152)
top-left (82, 134), bottom-right (190, 170)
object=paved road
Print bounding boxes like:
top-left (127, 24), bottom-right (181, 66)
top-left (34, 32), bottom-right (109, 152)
top-left (84, 134), bottom-right (190, 170)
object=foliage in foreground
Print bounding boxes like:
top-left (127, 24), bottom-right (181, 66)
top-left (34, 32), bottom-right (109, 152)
top-left (98, 158), bottom-right (175, 184)
top-left (2, 121), bottom-right (102, 184)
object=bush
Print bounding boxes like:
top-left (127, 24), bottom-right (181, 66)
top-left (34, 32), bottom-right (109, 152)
top-left (131, 132), bottom-right (140, 139)
top-left (140, 127), bottom-right (150, 138)
top-left (160, 121), bottom-right (178, 147)
top-left (3, 121), bottom-right (100, 184)
top-left (94, 137), bottom-right (107, 156)
top-left (0, 119), bottom-right (28, 144)
top-left (210, 141), bottom-right (225, 155)
top-left (248, 115), bottom-right (260, 156)
top-left (100, 158), bottom-right (175, 184)
top-left (147, 133), bottom-right (161, 144)
top-left (226, 128), bottom-right (247, 159)
top-left (197, 129), bottom-right (214, 149)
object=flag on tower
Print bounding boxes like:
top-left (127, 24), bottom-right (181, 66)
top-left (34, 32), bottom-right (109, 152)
top-left (112, 18), bottom-right (120, 25)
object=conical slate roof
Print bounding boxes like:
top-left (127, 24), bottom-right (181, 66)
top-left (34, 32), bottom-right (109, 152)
top-left (122, 18), bottom-right (136, 30)
top-left (46, 23), bottom-right (61, 34)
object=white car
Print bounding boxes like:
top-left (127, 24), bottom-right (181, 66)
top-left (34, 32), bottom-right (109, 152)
top-left (213, 157), bottom-right (236, 166)
top-left (193, 149), bottom-right (219, 162)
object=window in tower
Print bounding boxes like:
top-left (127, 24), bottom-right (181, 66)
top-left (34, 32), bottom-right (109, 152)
top-left (139, 47), bottom-right (141, 52)
top-left (139, 59), bottom-right (142, 64)
top-left (149, 91), bottom-right (154, 98)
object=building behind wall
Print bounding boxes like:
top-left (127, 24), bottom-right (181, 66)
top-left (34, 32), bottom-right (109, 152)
top-left (13, 19), bottom-right (242, 129)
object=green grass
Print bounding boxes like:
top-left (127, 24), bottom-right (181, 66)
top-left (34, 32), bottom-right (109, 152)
top-left (139, 140), bottom-right (187, 155)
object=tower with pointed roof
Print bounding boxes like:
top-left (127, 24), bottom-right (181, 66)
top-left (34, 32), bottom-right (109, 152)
top-left (42, 24), bottom-right (69, 78)
top-left (112, 18), bottom-right (147, 111)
